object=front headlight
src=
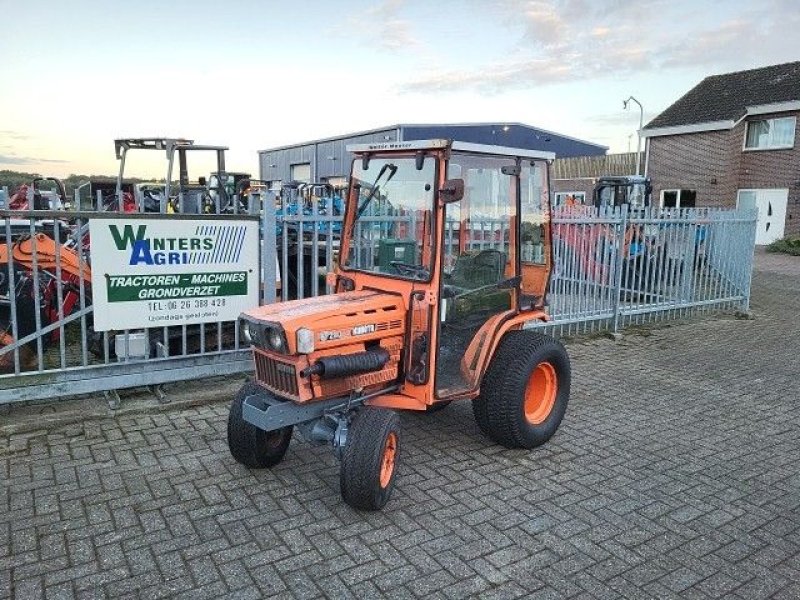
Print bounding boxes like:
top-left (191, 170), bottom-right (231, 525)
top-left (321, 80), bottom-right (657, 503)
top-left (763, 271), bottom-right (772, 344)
top-left (296, 328), bottom-right (315, 354)
top-left (267, 327), bottom-right (287, 352)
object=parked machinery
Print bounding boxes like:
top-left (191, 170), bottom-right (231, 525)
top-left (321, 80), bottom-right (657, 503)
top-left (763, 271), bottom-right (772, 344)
top-left (276, 182), bottom-right (345, 299)
top-left (0, 138), bottom-right (249, 372)
top-left (593, 175), bottom-right (652, 210)
top-left (7, 177), bottom-right (69, 211)
top-left (228, 139), bottom-right (571, 510)
top-left (114, 138), bottom-right (242, 214)
top-left (0, 229), bottom-right (90, 372)
top-left (207, 171), bottom-right (262, 211)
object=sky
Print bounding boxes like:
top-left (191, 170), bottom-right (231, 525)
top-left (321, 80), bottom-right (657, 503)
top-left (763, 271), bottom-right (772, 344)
top-left (1, 0), bottom-right (798, 180)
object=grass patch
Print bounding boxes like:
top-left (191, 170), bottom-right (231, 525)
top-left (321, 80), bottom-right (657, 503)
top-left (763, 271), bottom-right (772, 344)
top-left (766, 236), bottom-right (800, 256)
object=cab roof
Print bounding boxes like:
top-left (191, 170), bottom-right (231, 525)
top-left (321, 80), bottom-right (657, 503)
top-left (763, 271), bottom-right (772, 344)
top-left (346, 139), bottom-right (555, 160)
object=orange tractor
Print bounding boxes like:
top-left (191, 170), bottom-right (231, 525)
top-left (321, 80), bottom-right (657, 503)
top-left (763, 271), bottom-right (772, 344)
top-left (229, 140), bottom-right (571, 510)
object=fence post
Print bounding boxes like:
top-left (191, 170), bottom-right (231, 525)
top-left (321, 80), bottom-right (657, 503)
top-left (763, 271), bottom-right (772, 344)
top-left (741, 208), bottom-right (758, 313)
top-left (611, 204), bottom-right (628, 335)
top-left (262, 191), bottom-right (277, 305)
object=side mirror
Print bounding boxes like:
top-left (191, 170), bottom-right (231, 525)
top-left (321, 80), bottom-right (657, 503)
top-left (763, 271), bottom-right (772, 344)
top-left (439, 178), bottom-right (464, 203)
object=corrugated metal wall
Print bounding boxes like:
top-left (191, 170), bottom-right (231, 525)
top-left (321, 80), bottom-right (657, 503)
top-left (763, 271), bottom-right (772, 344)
top-left (259, 128), bottom-right (399, 184)
top-left (259, 124), bottom-right (608, 185)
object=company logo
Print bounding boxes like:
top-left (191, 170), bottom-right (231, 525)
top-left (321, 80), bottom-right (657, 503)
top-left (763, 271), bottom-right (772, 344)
top-left (352, 324), bottom-right (376, 336)
top-left (109, 224), bottom-right (247, 266)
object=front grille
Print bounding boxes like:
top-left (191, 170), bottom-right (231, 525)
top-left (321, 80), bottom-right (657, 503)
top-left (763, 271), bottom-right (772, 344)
top-left (254, 351), bottom-right (299, 397)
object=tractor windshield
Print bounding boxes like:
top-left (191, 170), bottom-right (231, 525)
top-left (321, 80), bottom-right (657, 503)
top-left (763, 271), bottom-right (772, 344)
top-left (343, 155), bottom-right (435, 280)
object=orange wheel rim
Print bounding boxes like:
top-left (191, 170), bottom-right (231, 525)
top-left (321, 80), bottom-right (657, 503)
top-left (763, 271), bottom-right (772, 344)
top-left (524, 362), bottom-right (558, 425)
top-left (379, 432), bottom-right (397, 488)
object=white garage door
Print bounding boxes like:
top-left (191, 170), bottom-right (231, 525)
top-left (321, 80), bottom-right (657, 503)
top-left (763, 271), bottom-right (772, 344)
top-left (737, 189), bottom-right (788, 245)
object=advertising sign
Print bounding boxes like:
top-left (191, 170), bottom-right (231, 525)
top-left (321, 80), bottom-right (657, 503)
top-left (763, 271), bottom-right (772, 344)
top-left (90, 218), bottom-right (259, 331)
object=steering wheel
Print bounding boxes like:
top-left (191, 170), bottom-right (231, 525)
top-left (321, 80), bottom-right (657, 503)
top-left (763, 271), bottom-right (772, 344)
top-left (390, 261), bottom-right (429, 279)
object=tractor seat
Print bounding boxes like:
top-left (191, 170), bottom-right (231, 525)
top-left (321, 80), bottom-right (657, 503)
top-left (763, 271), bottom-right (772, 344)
top-left (449, 249), bottom-right (506, 290)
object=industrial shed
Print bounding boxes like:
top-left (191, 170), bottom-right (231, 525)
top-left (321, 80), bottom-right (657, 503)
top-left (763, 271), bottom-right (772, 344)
top-left (258, 123), bottom-right (607, 190)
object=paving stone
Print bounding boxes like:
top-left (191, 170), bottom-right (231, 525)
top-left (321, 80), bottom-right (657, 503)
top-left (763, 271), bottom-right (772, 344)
top-left (2, 257), bottom-right (799, 598)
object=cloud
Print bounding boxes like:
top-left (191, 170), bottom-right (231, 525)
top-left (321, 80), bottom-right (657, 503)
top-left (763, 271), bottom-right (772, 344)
top-left (0, 131), bottom-right (31, 141)
top-left (0, 154), bottom-right (69, 166)
top-left (400, 0), bottom-right (799, 94)
top-left (344, 0), bottom-right (420, 53)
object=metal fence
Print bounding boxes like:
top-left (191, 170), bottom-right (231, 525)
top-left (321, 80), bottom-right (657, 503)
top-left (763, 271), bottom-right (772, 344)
top-left (1, 189), bottom-right (756, 407)
top-left (0, 189), bottom-right (275, 407)
top-left (537, 205), bottom-right (757, 337)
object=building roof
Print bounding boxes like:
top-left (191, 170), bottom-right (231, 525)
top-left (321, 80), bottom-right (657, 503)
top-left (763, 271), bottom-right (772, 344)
top-left (645, 61), bottom-right (800, 130)
top-left (259, 122), bottom-right (606, 157)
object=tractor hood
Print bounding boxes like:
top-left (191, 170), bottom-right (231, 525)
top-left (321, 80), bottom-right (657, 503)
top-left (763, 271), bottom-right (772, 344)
top-left (241, 291), bottom-right (406, 354)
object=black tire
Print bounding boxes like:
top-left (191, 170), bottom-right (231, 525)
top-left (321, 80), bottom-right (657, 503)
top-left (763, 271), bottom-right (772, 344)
top-left (227, 382), bottom-right (293, 468)
top-left (473, 331), bottom-right (570, 449)
top-left (340, 407), bottom-right (401, 511)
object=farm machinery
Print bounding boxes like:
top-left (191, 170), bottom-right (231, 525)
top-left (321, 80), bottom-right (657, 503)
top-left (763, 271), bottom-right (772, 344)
top-left (114, 138), bottom-right (257, 214)
top-left (0, 228), bottom-right (90, 372)
top-left (0, 138), bottom-right (254, 372)
top-left (593, 175), bottom-right (652, 210)
top-left (228, 139), bottom-right (571, 510)
top-left (7, 177), bottom-right (70, 211)
top-left (276, 182), bottom-right (345, 299)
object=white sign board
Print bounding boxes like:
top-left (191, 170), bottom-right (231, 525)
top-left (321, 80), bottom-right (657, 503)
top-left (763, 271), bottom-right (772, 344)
top-left (90, 218), bottom-right (259, 331)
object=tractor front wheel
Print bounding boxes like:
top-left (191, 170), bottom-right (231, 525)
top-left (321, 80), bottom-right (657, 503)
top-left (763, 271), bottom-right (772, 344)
top-left (227, 382), bottom-right (293, 468)
top-left (340, 407), bottom-right (401, 511)
top-left (473, 331), bottom-right (570, 449)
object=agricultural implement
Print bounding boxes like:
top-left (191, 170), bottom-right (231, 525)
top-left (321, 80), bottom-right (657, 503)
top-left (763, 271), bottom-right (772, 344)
top-left (0, 229), bottom-right (90, 372)
top-left (229, 139), bottom-right (571, 510)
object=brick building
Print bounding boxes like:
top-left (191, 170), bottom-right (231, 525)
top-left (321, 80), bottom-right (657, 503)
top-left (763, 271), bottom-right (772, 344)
top-left (643, 61), bottom-right (800, 243)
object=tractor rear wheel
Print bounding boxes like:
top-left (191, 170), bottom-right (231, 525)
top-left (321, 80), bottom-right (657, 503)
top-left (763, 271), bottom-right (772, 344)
top-left (340, 407), bottom-right (401, 511)
top-left (473, 331), bottom-right (570, 449)
top-left (227, 382), bottom-right (293, 468)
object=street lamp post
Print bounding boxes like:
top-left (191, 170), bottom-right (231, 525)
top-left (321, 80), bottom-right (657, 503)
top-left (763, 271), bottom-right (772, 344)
top-left (623, 96), bottom-right (644, 175)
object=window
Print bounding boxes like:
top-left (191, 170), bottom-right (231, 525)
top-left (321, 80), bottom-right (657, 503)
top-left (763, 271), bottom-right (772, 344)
top-left (744, 116), bottom-right (796, 150)
top-left (343, 156), bottom-right (435, 280)
top-left (290, 163), bottom-right (311, 183)
top-left (554, 191), bottom-right (586, 206)
top-left (437, 154), bottom-right (518, 396)
top-left (660, 189), bottom-right (696, 208)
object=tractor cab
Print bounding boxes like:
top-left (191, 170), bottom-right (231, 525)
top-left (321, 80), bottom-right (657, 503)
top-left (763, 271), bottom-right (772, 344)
top-left (114, 138), bottom-right (244, 214)
top-left (230, 140), bottom-right (571, 510)
top-left (593, 175), bottom-right (652, 210)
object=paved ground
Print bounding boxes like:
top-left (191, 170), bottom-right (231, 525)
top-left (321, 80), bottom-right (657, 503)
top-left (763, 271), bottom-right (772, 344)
top-left (1, 252), bottom-right (799, 599)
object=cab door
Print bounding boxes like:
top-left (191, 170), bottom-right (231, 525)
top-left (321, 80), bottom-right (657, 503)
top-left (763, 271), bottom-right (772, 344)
top-left (435, 154), bottom-right (519, 397)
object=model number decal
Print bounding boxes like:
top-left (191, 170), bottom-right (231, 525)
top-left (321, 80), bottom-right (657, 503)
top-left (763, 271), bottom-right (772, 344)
top-left (319, 331), bottom-right (341, 341)
top-left (352, 324), bottom-right (375, 336)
